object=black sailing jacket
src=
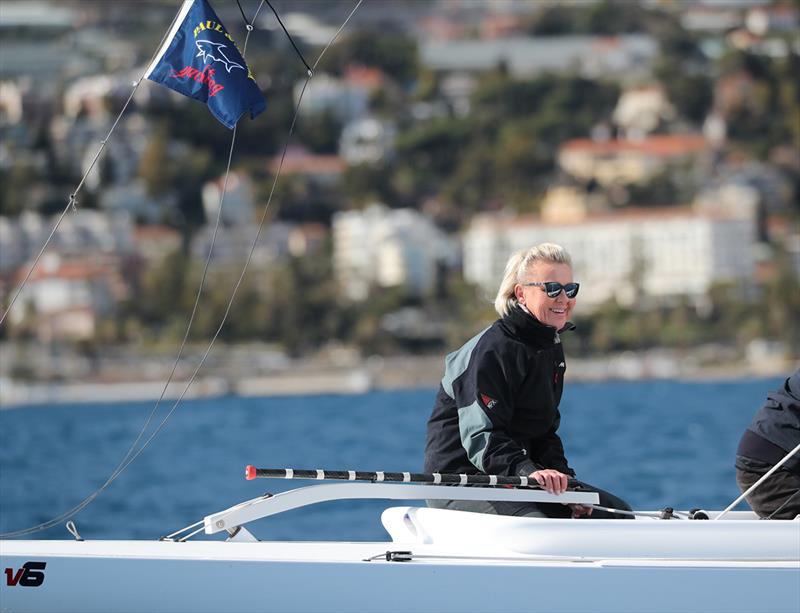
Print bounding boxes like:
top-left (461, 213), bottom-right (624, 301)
top-left (424, 305), bottom-right (575, 479)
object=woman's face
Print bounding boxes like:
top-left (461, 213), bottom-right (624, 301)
top-left (515, 261), bottom-right (576, 330)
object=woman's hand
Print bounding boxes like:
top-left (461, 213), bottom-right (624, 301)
top-left (529, 469), bottom-right (569, 494)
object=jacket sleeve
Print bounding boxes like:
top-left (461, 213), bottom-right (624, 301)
top-left (531, 410), bottom-right (575, 477)
top-left (450, 344), bottom-right (537, 477)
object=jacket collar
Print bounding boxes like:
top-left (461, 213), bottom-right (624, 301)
top-left (502, 304), bottom-right (575, 346)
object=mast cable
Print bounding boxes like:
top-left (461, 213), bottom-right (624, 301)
top-left (94, 0), bottom-right (363, 508)
top-left (0, 3), bottom-right (263, 539)
top-left (1, 0), bottom-right (364, 539)
top-left (235, 0), bottom-right (251, 27)
top-left (263, 0), bottom-right (314, 75)
top-left (715, 441), bottom-right (800, 520)
top-left (0, 6), bottom-right (185, 328)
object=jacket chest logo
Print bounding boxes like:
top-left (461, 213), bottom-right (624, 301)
top-left (554, 361), bottom-right (565, 384)
top-left (480, 393), bottom-right (498, 409)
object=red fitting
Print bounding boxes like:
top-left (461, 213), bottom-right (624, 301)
top-left (245, 465), bottom-right (257, 480)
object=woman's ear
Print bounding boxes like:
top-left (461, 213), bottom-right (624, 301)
top-left (514, 284), bottom-right (525, 304)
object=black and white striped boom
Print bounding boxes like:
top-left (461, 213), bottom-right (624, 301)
top-left (245, 466), bottom-right (580, 489)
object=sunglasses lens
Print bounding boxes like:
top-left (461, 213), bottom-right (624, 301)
top-left (544, 283), bottom-right (562, 298)
top-left (541, 282), bottom-right (579, 298)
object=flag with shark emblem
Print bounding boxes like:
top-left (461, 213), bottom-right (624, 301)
top-left (145, 0), bottom-right (266, 129)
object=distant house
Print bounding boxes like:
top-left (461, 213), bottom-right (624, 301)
top-left (296, 67), bottom-right (385, 122)
top-left (713, 71), bottom-right (757, 117)
top-left (419, 35), bottom-right (658, 79)
top-left (746, 5), bottom-right (798, 36)
top-left (557, 134), bottom-right (711, 186)
top-left (202, 172), bottom-right (256, 227)
top-left (339, 117), bottom-right (396, 165)
top-left (288, 223), bottom-right (327, 257)
top-left (333, 204), bottom-right (457, 300)
top-left (5, 252), bottom-right (129, 342)
top-left (0, 1), bottom-right (75, 29)
top-left (680, 5), bottom-right (743, 32)
top-left (0, 211), bottom-right (135, 274)
top-left (480, 13), bottom-right (526, 39)
top-left (99, 181), bottom-right (177, 223)
top-left (258, 12), bottom-right (338, 46)
top-left (268, 146), bottom-right (346, 186)
top-left (418, 15), bottom-right (469, 41)
top-left (439, 72), bottom-right (477, 117)
top-left (463, 207), bottom-right (757, 310)
top-left (612, 85), bottom-right (675, 140)
top-left (539, 184), bottom-right (609, 225)
top-left (191, 222), bottom-right (295, 269)
top-left (0, 81), bottom-right (23, 124)
top-left (63, 75), bottom-right (115, 120)
top-left (133, 225), bottom-right (181, 264)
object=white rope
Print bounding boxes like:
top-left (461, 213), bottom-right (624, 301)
top-left (311, 0), bottom-right (364, 72)
top-left (0, 0), bottom-right (366, 540)
top-left (1, 0), bottom-right (255, 539)
top-left (0, 71), bottom-right (172, 326)
top-left (715, 441), bottom-right (800, 520)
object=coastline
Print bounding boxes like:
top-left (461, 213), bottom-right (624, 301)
top-left (0, 350), bottom-right (792, 409)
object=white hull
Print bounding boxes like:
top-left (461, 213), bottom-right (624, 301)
top-left (2, 538), bottom-right (799, 613)
top-left (3, 484), bottom-right (798, 612)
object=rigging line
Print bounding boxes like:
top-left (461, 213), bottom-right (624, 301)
top-left (235, 0), bottom-right (251, 27)
top-left (0, 5), bottom-right (260, 540)
top-left (100, 0), bottom-right (270, 488)
top-left (0, 0), bottom-right (361, 540)
top-left (0, 8), bottom-right (183, 329)
top-left (91, 0), bottom-right (364, 481)
top-left (715, 440), bottom-right (800, 521)
top-left (264, 0), bottom-right (313, 75)
top-left (312, 0), bottom-right (364, 71)
top-left (106, 77), bottom-right (313, 489)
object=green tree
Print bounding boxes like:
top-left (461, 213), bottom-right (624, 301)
top-left (341, 162), bottom-right (394, 206)
top-left (295, 109), bottom-right (343, 154)
top-left (139, 125), bottom-right (174, 197)
top-left (319, 30), bottom-right (418, 85)
top-left (0, 163), bottom-right (40, 216)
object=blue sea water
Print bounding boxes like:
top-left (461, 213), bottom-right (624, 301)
top-left (0, 378), bottom-right (784, 542)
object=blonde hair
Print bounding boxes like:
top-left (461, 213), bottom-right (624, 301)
top-left (494, 243), bottom-right (572, 317)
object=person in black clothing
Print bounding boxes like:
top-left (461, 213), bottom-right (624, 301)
top-left (424, 243), bottom-right (631, 519)
top-left (735, 368), bottom-right (800, 519)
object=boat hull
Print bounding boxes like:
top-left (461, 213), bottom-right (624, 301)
top-left (2, 540), bottom-right (798, 613)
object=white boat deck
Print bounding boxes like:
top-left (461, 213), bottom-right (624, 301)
top-left (2, 484), bottom-right (798, 613)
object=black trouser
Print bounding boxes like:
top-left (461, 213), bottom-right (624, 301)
top-left (427, 480), bottom-right (633, 519)
top-left (735, 455), bottom-right (800, 519)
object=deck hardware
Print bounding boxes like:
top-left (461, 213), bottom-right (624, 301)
top-left (386, 550), bottom-right (413, 562)
top-left (65, 521), bottom-right (83, 542)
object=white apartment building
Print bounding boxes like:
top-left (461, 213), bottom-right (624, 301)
top-left (0, 211), bottom-right (135, 273)
top-left (339, 117), bottom-right (396, 165)
top-left (202, 172), bottom-right (255, 227)
top-left (333, 204), bottom-right (456, 300)
top-left (463, 209), bottom-right (757, 310)
top-left (557, 135), bottom-right (710, 187)
top-left (295, 74), bottom-right (369, 122)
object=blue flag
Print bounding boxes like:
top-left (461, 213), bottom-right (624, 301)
top-left (145, 0), bottom-right (266, 129)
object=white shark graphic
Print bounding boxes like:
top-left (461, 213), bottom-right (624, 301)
top-left (195, 40), bottom-right (244, 73)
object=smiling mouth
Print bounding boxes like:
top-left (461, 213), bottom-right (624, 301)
top-left (549, 308), bottom-right (566, 314)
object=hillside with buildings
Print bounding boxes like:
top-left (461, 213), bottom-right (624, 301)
top-left (1, 0), bottom-right (798, 399)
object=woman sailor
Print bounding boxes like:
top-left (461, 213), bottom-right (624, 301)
top-left (424, 243), bottom-right (631, 518)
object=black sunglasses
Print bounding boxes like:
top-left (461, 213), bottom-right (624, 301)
top-left (523, 281), bottom-right (580, 299)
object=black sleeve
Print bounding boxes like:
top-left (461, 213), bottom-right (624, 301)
top-left (531, 410), bottom-right (575, 477)
top-left (452, 345), bottom-right (534, 477)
